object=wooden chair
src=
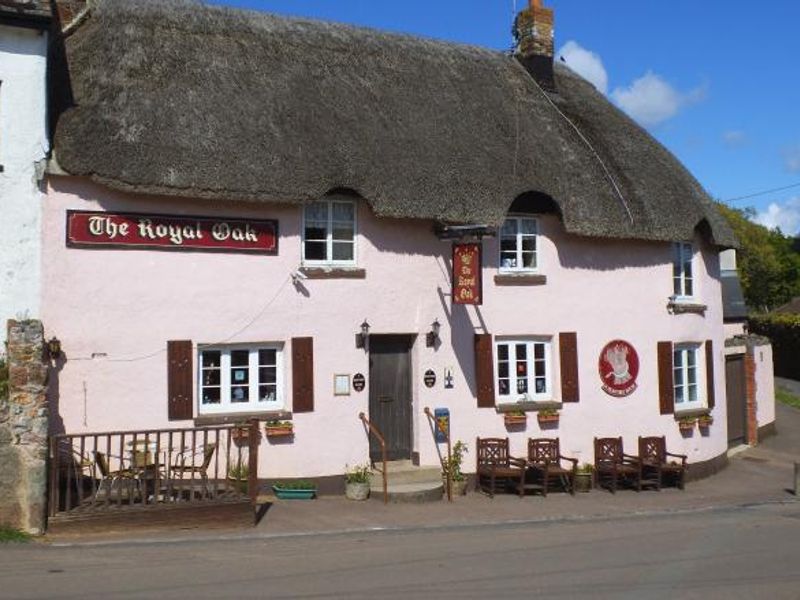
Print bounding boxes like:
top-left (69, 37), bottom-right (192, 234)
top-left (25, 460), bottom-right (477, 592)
top-left (593, 437), bottom-right (642, 493)
top-left (638, 436), bottom-right (687, 490)
top-left (170, 442), bottom-right (218, 499)
top-left (527, 438), bottom-right (577, 496)
top-left (475, 437), bottom-right (527, 497)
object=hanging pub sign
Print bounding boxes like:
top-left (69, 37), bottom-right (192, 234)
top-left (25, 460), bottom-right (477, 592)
top-left (452, 243), bottom-right (482, 305)
top-left (424, 369), bottom-right (437, 388)
top-left (66, 210), bottom-right (278, 254)
top-left (598, 340), bottom-right (639, 397)
top-left (352, 373), bottom-right (366, 392)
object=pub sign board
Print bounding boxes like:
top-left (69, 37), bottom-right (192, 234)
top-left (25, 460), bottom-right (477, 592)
top-left (66, 210), bottom-right (278, 254)
top-left (598, 339), bottom-right (639, 397)
top-left (452, 243), bottom-right (482, 305)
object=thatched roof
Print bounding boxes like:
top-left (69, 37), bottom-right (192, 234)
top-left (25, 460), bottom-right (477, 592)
top-left (52, 0), bottom-right (736, 247)
top-left (0, 0), bottom-right (51, 24)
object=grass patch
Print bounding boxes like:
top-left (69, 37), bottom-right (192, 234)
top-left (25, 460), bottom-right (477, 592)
top-left (0, 526), bottom-right (31, 543)
top-left (776, 387), bottom-right (800, 409)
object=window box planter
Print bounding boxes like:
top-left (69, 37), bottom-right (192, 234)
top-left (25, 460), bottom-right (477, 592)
top-left (537, 410), bottom-right (560, 425)
top-left (265, 420), bottom-right (294, 438)
top-left (677, 417), bottom-right (696, 433)
top-left (272, 482), bottom-right (316, 500)
top-left (697, 415), bottom-right (714, 429)
top-left (504, 413), bottom-right (527, 426)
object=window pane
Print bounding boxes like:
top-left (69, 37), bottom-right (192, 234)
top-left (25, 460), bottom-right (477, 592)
top-left (674, 350), bottom-right (684, 368)
top-left (259, 366), bottom-right (277, 384)
top-left (500, 239), bottom-right (517, 253)
top-left (673, 367), bottom-right (684, 386)
top-left (259, 385), bottom-right (277, 403)
top-left (688, 384), bottom-right (698, 403)
top-left (332, 225), bottom-right (354, 241)
top-left (534, 343), bottom-right (544, 360)
top-left (516, 344), bottom-right (527, 359)
top-left (304, 224), bottom-right (327, 241)
top-left (674, 276), bottom-right (682, 296)
top-left (498, 379), bottom-right (510, 395)
top-left (516, 360), bottom-right (528, 377)
top-left (497, 361), bottom-right (509, 378)
top-left (675, 385), bottom-right (685, 404)
top-left (332, 242), bottom-right (354, 261)
top-left (522, 252), bottom-right (537, 269)
top-left (202, 369), bottom-right (221, 387)
top-left (535, 377), bottom-right (547, 394)
top-left (687, 365), bottom-right (697, 385)
top-left (305, 202), bottom-right (328, 222)
top-left (686, 349), bottom-right (696, 367)
top-left (259, 349), bottom-right (276, 366)
top-left (520, 219), bottom-right (537, 235)
top-left (230, 386), bottom-right (249, 403)
top-left (684, 277), bottom-right (693, 297)
top-left (201, 351), bottom-right (221, 368)
top-left (231, 350), bottom-right (248, 366)
top-left (304, 241), bottom-right (326, 260)
top-left (202, 388), bottom-right (220, 405)
top-left (332, 202), bottom-right (354, 222)
top-left (500, 252), bottom-right (517, 269)
top-left (534, 360), bottom-right (545, 377)
top-left (516, 378), bottom-right (528, 394)
top-left (521, 237), bottom-right (536, 252)
top-left (497, 345), bottom-right (509, 361)
top-left (500, 219), bottom-right (517, 236)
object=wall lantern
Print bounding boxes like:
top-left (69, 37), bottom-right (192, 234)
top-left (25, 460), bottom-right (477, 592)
top-left (355, 320), bottom-right (370, 349)
top-left (426, 319), bottom-right (441, 348)
top-left (47, 337), bottom-right (62, 361)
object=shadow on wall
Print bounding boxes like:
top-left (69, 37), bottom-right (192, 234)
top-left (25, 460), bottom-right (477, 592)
top-left (47, 355), bottom-right (67, 436)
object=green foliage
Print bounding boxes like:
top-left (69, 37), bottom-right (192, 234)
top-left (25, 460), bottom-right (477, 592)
top-left (227, 463), bottom-right (249, 480)
top-left (344, 463), bottom-right (372, 484)
top-left (265, 420), bottom-right (293, 428)
top-left (717, 204), bottom-right (800, 312)
top-left (0, 526), bottom-right (31, 543)
top-left (538, 408), bottom-right (559, 417)
top-left (274, 480), bottom-right (315, 490)
top-left (576, 463), bottom-right (593, 474)
top-left (749, 313), bottom-right (800, 378)
top-left (444, 440), bottom-right (468, 482)
top-left (776, 388), bottom-right (800, 410)
top-left (0, 357), bottom-right (7, 401)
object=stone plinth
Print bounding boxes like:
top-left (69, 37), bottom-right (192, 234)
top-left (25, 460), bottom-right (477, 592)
top-left (0, 320), bottom-right (48, 534)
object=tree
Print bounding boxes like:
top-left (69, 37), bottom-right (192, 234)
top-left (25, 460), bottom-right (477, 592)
top-left (716, 203), bottom-right (800, 313)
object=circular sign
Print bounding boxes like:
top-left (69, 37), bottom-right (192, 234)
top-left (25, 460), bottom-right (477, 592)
top-left (352, 373), bottom-right (366, 393)
top-left (424, 369), bottom-right (437, 388)
top-left (598, 340), bottom-right (639, 397)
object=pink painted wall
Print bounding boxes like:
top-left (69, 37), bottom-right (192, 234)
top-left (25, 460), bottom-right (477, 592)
top-left (42, 177), bottom-right (729, 477)
top-left (754, 343), bottom-right (775, 429)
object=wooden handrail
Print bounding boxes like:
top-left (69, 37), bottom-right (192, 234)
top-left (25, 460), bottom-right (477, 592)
top-left (424, 407), bottom-right (452, 502)
top-left (358, 412), bottom-right (388, 505)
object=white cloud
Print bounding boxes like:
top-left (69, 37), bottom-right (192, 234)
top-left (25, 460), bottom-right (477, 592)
top-left (610, 71), bottom-right (707, 128)
top-left (723, 130), bottom-right (747, 147)
top-left (754, 196), bottom-right (800, 235)
top-left (557, 40), bottom-right (608, 95)
top-left (783, 145), bottom-right (800, 173)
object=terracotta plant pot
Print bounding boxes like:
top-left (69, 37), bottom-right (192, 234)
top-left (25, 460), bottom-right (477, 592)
top-left (678, 421), bottom-right (695, 432)
top-left (504, 414), bottom-right (527, 426)
top-left (265, 426), bottom-right (294, 438)
top-left (537, 414), bottom-right (559, 425)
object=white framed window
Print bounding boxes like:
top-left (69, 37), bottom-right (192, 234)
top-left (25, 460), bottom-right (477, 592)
top-left (673, 344), bottom-right (703, 411)
top-left (302, 199), bottom-right (356, 265)
top-left (672, 242), bottom-right (694, 299)
top-left (495, 338), bottom-right (551, 402)
top-left (499, 217), bottom-right (538, 271)
top-left (198, 345), bottom-right (284, 414)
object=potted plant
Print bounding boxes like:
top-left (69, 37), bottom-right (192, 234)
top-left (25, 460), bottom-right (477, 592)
top-left (574, 463), bottom-right (593, 493)
top-left (265, 420), bottom-right (294, 438)
top-left (698, 414), bottom-right (714, 429)
top-left (504, 410), bottom-right (527, 426)
top-left (678, 416), bottom-right (696, 432)
top-left (231, 424), bottom-right (257, 447)
top-left (344, 463), bottom-right (372, 500)
top-left (227, 462), bottom-right (249, 494)
top-left (443, 440), bottom-right (469, 496)
top-left (537, 408), bottom-right (560, 425)
top-left (272, 480), bottom-right (316, 499)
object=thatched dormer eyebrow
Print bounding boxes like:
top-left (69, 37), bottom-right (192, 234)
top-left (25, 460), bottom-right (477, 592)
top-left (52, 0), bottom-right (736, 247)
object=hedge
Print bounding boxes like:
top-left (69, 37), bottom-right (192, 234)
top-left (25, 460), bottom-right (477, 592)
top-left (749, 313), bottom-right (800, 380)
top-left (0, 357), bottom-right (7, 401)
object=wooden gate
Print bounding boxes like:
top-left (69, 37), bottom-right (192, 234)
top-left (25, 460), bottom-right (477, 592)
top-left (725, 354), bottom-right (747, 446)
top-left (369, 335), bottom-right (413, 462)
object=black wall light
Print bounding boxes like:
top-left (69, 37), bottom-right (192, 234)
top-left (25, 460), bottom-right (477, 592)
top-left (355, 320), bottom-right (370, 349)
top-left (426, 319), bottom-right (441, 348)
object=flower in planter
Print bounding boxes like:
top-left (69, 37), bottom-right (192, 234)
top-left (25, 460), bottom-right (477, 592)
top-left (678, 416), bottom-right (696, 431)
top-left (698, 415), bottom-right (714, 427)
top-left (537, 408), bottom-right (560, 422)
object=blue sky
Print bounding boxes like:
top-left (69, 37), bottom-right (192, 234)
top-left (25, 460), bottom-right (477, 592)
top-left (211, 0), bottom-right (800, 235)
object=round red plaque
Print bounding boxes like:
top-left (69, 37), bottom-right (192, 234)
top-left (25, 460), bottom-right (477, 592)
top-left (598, 340), bottom-right (639, 397)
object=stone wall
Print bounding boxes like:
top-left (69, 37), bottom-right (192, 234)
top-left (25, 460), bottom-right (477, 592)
top-left (0, 320), bottom-right (48, 534)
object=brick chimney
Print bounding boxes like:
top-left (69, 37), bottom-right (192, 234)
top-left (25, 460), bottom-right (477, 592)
top-left (50, 0), bottom-right (88, 31)
top-left (513, 0), bottom-right (555, 90)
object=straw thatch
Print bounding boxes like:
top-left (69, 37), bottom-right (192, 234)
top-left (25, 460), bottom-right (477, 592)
top-left (52, 0), bottom-right (736, 246)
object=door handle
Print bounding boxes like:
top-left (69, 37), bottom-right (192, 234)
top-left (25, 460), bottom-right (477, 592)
top-left (379, 396), bottom-right (393, 403)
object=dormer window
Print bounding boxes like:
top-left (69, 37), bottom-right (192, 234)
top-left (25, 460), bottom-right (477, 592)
top-left (303, 199), bottom-right (356, 265)
top-left (499, 217), bottom-right (538, 271)
top-left (672, 242), bottom-right (694, 299)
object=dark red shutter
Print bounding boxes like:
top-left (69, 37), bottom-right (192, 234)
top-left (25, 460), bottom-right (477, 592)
top-left (292, 337), bottom-right (314, 413)
top-left (559, 332), bottom-right (580, 403)
top-left (167, 340), bottom-right (193, 421)
top-left (657, 341), bottom-right (674, 415)
top-left (705, 339), bottom-right (715, 410)
top-left (475, 334), bottom-right (495, 408)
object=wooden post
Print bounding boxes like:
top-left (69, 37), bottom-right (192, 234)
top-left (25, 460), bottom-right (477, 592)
top-left (248, 418), bottom-right (259, 506)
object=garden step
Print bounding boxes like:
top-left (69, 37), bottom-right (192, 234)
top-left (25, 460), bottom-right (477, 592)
top-left (369, 465), bottom-right (442, 486)
top-left (369, 481), bottom-right (444, 503)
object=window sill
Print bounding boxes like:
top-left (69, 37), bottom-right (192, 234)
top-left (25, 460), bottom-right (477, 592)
top-left (494, 273), bottom-right (547, 286)
top-left (667, 300), bottom-right (707, 315)
top-left (673, 407), bottom-right (709, 419)
top-left (299, 267), bottom-right (366, 280)
top-left (495, 400), bottom-right (562, 413)
top-left (195, 410), bottom-right (292, 427)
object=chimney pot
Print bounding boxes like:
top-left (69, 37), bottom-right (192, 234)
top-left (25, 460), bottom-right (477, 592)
top-left (514, 0), bottom-right (555, 90)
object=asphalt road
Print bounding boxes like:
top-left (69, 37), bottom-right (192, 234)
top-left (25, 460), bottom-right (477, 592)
top-left (1, 502), bottom-right (799, 599)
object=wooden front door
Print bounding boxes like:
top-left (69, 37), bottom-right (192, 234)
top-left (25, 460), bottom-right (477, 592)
top-left (369, 335), bottom-right (413, 462)
top-left (725, 354), bottom-right (747, 446)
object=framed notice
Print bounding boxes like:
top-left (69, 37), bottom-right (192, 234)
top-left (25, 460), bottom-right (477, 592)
top-left (334, 374), bottom-right (351, 396)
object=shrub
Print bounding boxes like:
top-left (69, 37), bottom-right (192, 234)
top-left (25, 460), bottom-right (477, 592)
top-left (748, 313), bottom-right (800, 379)
top-left (344, 463), bottom-right (372, 484)
top-left (273, 480), bottom-right (315, 490)
top-left (444, 440), bottom-right (468, 482)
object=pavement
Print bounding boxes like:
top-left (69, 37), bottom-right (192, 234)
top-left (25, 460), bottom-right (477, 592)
top-left (43, 401), bottom-right (800, 547)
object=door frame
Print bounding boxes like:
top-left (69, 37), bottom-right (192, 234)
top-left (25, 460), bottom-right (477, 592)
top-left (725, 353), bottom-right (748, 447)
